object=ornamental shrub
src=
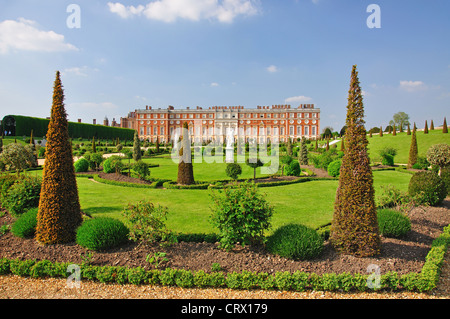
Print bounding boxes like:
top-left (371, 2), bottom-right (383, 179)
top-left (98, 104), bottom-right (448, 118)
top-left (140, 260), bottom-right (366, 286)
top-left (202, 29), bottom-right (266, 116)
top-left (441, 166), bottom-right (450, 196)
top-left (11, 207), bottom-right (38, 238)
top-left (377, 209), bottom-right (411, 238)
top-left (426, 144), bottom-right (450, 170)
top-left (209, 181), bottom-right (274, 250)
top-left (408, 171), bottom-right (446, 206)
top-left (331, 65), bottom-right (380, 257)
top-left (265, 224), bottom-right (324, 260)
top-left (327, 159), bottom-right (342, 177)
top-left (122, 200), bottom-right (172, 244)
top-left (76, 217), bottom-right (129, 251)
top-left (381, 154), bottom-right (394, 166)
top-left (103, 155), bottom-right (124, 174)
top-left (285, 161), bottom-right (301, 177)
top-left (74, 158), bottom-right (89, 172)
top-left (133, 160), bottom-right (149, 180)
top-left (2, 175), bottom-right (41, 216)
top-left (225, 163), bottom-right (242, 180)
top-left (36, 71), bottom-right (82, 245)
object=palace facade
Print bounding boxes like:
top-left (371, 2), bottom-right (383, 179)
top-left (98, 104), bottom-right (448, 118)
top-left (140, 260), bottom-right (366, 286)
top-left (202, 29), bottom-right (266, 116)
top-left (120, 104), bottom-right (320, 144)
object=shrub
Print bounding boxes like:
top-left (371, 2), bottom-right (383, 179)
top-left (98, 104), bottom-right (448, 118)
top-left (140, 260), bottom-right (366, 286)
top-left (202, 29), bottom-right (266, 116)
top-left (377, 209), bottom-right (411, 238)
top-left (103, 155), bottom-right (123, 174)
top-left (2, 175), bottom-right (41, 216)
top-left (285, 161), bottom-right (301, 177)
top-left (122, 200), bottom-right (172, 244)
top-left (265, 224), bottom-right (324, 260)
top-left (327, 159), bottom-right (342, 177)
top-left (408, 171), bottom-right (446, 206)
top-left (426, 144), bottom-right (450, 170)
top-left (133, 160), bottom-right (149, 180)
top-left (376, 184), bottom-right (412, 209)
top-left (0, 143), bottom-right (36, 173)
top-left (415, 156), bottom-right (430, 170)
top-left (74, 158), bottom-right (90, 172)
top-left (11, 207), bottom-right (38, 238)
top-left (225, 163), bottom-right (242, 180)
top-left (381, 154), bottom-right (394, 166)
top-left (441, 166), bottom-right (450, 196)
top-left (209, 181), bottom-right (274, 250)
top-left (76, 217), bottom-right (129, 251)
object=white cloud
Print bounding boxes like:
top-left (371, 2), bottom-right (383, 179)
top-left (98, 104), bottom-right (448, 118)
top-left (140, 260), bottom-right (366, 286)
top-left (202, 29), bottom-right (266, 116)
top-left (62, 66), bottom-right (98, 77)
top-left (284, 95), bottom-right (313, 104)
top-left (0, 18), bottom-right (78, 54)
top-left (399, 80), bottom-right (426, 92)
top-left (266, 65), bottom-right (278, 73)
top-left (107, 0), bottom-right (260, 23)
top-left (210, 82), bottom-right (219, 87)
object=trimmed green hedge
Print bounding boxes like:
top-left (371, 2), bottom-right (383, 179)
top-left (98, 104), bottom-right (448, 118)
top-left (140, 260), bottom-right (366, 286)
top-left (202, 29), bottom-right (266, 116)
top-left (92, 174), bottom-right (168, 189)
top-left (2, 115), bottom-right (135, 140)
top-left (1, 224), bottom-right (448, 292)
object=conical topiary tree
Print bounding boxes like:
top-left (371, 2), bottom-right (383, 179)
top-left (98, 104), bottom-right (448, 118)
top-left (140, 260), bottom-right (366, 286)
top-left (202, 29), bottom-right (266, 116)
top-left (424, 120), bottom-right (429, 134)
top-left (430, 120), bottom-right (434, 130)
top-left (443, 117), bottom-right (448, 134)
top-left (407, 124), bottom-right (418, 169)
top-left (36, 71), bottom-right (82, 244)
top-left (133, 130), bottom-right (141, 162)
top-left (330, 65), bottom-right (380, 257)
top-left (298, 138), bottom-right (308, 165)
top-left (177, 122), bottom-right (194, 185)
top-left (407, 123), bottom-right (411, 135)
top-left (379, 126), bottom-right (383, 137)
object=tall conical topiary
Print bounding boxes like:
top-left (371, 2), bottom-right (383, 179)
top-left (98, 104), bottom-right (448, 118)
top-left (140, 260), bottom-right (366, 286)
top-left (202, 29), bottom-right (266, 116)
top-left (424, 120), bottom-right (428, 134)
top-left (379, 126), bottom-right (383, 137)
top-left (330, 65), bottom-right (380, 257)
top-left (443, 117), bottom-right (448, 134)
top-left (407, 123), bottom-right (411, 135)
top-left (430, 120), bottom-right (434, 130)
top-left (177, 122), bottom-right (194, 185)
top-left (36, 71), bottom-right (82, 244)
top-left (407, 124), bottom-right (418, 169)
top-left (133, 130), bottom-right (141, 162)
top-left (298, 138), bottom-right (308, 165)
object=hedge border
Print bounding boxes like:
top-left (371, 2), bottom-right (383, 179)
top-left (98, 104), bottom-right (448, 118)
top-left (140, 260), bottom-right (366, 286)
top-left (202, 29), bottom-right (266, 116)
top-left (1, 224), bottom-right (448, 293)
top-left (92, 174), bottom-right (168, 189)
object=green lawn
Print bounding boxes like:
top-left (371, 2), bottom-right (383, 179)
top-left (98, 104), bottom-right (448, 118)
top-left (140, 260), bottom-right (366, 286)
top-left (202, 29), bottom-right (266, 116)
top-left (77, 170), bottom-right (412, 235)
top-left (333, 129), bottom-right (449, 164)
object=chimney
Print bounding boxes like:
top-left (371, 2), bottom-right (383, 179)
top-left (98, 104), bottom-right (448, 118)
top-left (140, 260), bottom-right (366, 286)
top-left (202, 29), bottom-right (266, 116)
top-left (93, 119), bottom-right (96, 125)
top-left (78, 119), bottom-right (81, 123)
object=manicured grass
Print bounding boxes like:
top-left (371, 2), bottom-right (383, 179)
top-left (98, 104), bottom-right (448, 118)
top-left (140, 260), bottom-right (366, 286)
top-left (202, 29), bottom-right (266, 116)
top-left (333, 129), bottom-right (449, 164)
top-left (77, 170), bottom-right (412, 235)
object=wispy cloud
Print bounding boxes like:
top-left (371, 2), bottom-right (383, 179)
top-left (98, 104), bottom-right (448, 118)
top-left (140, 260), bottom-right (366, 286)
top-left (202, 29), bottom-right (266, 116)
top-left (266, 65), bottom-right (278, 73)
top-left (62, 66), bottom-right (99, 77)
top-left (284, 95), bottom-right (312, 104)
top-left (107, 0), bottom-right (260, 23)
top-left (0, 18), bottom-right (78, 54)
top-left (399, 80), bottom-right (427, 92)
top-left (210, 82), bottom-right (219, 87)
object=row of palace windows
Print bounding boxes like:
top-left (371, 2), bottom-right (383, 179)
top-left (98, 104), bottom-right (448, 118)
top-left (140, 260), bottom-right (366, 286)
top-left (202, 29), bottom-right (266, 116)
top-left (138, 112), bottom-right (318, 120)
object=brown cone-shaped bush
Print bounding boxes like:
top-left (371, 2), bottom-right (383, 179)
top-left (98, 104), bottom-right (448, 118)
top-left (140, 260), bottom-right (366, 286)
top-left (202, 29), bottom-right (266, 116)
top-left (36, 71), bottom-right (82, 244)
top-left (330, 65), bottom-right (381, 257)
top-left (177, 122), bottom-right (194, 185)
top-left (407, 125), bottom-right (418, 169)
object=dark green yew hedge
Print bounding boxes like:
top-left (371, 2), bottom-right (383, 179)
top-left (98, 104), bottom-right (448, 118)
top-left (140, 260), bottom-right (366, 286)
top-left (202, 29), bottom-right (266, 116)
top-left (1, 224), bottom-right (449, 292)
top-left (2, 115), bottom-right (134, 140)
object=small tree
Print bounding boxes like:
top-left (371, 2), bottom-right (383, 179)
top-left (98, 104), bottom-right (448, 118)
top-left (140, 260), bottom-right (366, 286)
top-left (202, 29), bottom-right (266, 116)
top-left (430, 120), bottom-right (434, 130)
top-left (225, 163), bottom-right (242, 180)
top-left (133, 131), bottom-right (141, 162)
top-left (392, 125), bottom-right (396, 136)
top-left (406, 123), bottom-right (411, 135)
top-left (407, 125), bottom-right (418, 169)
top-left (286, 137), bottom-right (292, 156)
top-left (424, 120), bottom-right (429, 134)
top-left (426, 144), bottom-right (450, 175)
top-left (298, 138), bottom-right (309, 165)
top-left (0, 143), bottom-right (35, 174)
top-left (92, 136), bottom-right (96, 153)
top-left (133, 160), bottom-right (149, 180)
top-left (155, 136), bottom-right (160, 153)
top-left (443, 117), bottom-right (448, 134)
top-left (246, 158), bottom-right (264, 180)
top-left (379, 126), bottom-right (383, 137)
top-left (209, 181), bottom-right (274, 250)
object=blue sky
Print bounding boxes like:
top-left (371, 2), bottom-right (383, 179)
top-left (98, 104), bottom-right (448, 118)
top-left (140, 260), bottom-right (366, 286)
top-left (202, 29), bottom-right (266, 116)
top-left (1, 0), bottom-right (449, 132)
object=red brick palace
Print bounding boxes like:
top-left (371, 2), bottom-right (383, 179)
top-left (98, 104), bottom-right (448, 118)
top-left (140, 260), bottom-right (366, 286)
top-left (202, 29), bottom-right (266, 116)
top-left (120, 104), bottom-right (320, 144)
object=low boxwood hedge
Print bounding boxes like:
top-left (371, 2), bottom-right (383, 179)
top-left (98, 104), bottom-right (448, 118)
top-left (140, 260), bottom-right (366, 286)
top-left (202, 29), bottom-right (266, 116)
top-left (1, 224), bottom-right (449, 292)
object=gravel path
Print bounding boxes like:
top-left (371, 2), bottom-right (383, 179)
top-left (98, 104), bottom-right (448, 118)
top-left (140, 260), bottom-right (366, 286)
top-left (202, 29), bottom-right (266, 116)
top-left (1, 251), bottom-right (449, 299)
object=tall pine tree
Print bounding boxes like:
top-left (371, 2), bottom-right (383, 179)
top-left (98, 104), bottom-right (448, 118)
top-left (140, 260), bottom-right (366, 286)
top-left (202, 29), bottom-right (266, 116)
top-left (36, 71), bottom-right (82, 244)
top-left (330, 65), bottom-right (380, 257)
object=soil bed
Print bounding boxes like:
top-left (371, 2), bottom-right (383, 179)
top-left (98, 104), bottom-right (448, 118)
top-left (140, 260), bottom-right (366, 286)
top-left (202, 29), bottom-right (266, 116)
top-left (1, 199), bottom-right (449, 277)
